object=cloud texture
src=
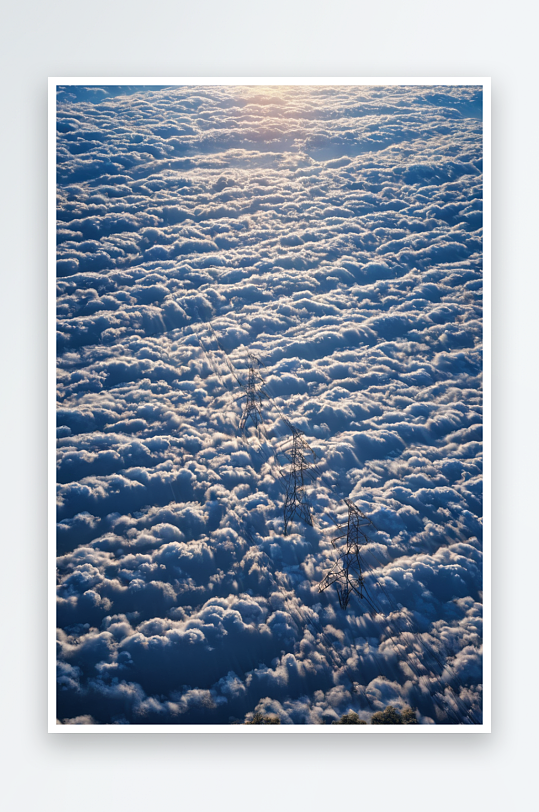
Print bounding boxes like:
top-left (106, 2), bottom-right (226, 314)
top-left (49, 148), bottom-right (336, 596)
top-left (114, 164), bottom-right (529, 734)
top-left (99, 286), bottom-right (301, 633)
top-left (56, 84), bottom-right (483, 725)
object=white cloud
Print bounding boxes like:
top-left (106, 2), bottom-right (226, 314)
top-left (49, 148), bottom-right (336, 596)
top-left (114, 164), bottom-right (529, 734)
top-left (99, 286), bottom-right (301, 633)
top-left (56, 83), bottom-right (483, 726)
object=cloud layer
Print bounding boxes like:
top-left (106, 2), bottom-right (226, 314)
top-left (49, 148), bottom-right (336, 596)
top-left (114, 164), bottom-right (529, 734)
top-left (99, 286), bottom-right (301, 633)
top-left (56, 84), bottom-right (483, 725)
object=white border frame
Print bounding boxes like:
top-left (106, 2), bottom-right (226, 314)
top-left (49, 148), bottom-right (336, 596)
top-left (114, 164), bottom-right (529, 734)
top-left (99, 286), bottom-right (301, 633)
top-left (48, 76), bottom-right (491, 733)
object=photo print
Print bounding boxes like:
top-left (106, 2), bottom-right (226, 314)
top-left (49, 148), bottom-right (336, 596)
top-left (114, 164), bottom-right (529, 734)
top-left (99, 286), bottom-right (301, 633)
top-left (51, 80), bottom-right (488, 730)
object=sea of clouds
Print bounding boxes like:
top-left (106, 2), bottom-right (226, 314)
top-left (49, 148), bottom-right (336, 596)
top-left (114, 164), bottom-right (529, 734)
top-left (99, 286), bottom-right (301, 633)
top-left (55, 84), bottom-right (483, 725)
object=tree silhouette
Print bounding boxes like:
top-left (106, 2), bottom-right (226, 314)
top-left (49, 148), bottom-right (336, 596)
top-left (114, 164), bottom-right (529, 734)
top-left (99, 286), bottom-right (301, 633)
top-left (247, 711), bottom-right (281, 725)
top-left (332, 711), bottom-right (367, 725)
top-left (370, 705), bottom-right (418, 725)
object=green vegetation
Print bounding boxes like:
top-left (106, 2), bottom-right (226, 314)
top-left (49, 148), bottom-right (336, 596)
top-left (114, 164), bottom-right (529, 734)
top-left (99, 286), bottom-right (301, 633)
top-left (247, 711), bottom-right (281, 725)
top-left (400, 707), bottom-right (418, 725)
top-left (371, 705), bottom-right (418, 724)
top-left (334, 705), bottom-right (418, 725)
top-left (244, 705), bottom-right (418, 725)
top-left (332, 711), bottom-right (367, 725)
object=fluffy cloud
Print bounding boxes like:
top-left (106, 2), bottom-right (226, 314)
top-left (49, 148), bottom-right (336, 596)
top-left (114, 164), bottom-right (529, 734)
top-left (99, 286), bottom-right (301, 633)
top-left (56, 83), bottom-right (483, 726)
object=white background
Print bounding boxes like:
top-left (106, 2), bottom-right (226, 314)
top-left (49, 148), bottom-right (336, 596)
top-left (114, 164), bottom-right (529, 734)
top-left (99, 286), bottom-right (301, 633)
top-left (1, 1), bottom-right (535, 809)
